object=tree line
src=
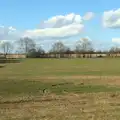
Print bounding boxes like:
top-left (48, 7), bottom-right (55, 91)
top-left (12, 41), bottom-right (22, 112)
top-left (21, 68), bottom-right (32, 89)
top-left (0, 37), bottom-right (120, 58)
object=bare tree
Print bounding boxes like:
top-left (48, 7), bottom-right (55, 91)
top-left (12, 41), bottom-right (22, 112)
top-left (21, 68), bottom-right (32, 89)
top-left (16, 37), bottom-right (36, 54)
top-left (109, 46), bottom-right (120, 53)
top-left (109, 46), bottom-right (120, 57)
top-left (0, 41), bottom-right (13, 55)
top-left (75, 37), bottom-right (94, 58)
top-left (75, 38), bottom-right (93, 53)
top-left (27, 46), bottom-right (45, 58)
top-left (50, 41), bottom-right (66, 58)
top-left (64, 47), bottom-right (74, 58)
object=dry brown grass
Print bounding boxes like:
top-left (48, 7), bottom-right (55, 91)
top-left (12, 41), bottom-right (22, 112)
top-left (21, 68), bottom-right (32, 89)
top-left (18, 75), bottom-right (120, 86)
top-left (1, 92), bottom-right (120, 120)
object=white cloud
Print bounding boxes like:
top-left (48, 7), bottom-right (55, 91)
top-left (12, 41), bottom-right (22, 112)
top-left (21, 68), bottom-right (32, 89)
top-left (0, 26), bottom-right (21, 41)
top-left (23, 23), bottom-right (84, 39)
top-left (83, 12), bottom-right (94, 20)
top-left (0, 12), bottom-right (94, 42)
top-left (103, 8), bottom-right (120, 28)
top-left (79, 36), bottom-right (92, 43)
top-left (83, 36), bottom-right (92, 41)
top-left (40, 13), bottom-right (83, 28)
top-left (112, 38), bottom-right (120, 43)
top-left (23, 13), bottom-right (94, 39)
top-left (8, 26), bottom-right (16, 31)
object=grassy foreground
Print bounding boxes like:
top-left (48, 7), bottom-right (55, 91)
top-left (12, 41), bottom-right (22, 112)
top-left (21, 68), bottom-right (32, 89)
top-left (1, 58), bottom-right (120, 119)
top-left (1, 58), bottom-right (120, 77)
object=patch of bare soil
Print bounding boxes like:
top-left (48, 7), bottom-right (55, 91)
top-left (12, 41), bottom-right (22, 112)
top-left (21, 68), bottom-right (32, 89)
top-left (1, 93), bottom-right (120, 120)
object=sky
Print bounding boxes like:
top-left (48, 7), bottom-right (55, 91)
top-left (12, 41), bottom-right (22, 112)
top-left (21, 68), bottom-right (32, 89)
top-left (0, 0), bottom-right (120, 51)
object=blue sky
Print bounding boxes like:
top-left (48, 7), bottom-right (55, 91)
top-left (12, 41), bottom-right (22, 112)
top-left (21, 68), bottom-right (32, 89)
top-left (0, 0), bottom-right (120, 51)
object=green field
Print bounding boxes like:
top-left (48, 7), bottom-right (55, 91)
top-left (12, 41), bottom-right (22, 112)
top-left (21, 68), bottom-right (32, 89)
top-left (1, 58), bottom-right (120, 120)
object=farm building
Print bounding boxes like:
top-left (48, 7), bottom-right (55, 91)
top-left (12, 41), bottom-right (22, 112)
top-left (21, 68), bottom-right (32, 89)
top-left (46, 53), bottom-right (109, 58)
top-left (1, 53), bottom-right (120, 59)
top-left (6, 54), bottom-right (26, 59)
top-left (0, 54), bottom-right (26, 59)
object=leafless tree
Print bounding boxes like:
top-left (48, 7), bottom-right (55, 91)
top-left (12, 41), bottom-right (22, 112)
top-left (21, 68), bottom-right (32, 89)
top-left (109, 46), bottom-right (120, 57)
top-left (109, 46), bottom-right (120, 53)
top-left (50, 41), bottom-right (66, 58)
top-left (75, 37), bottom-right (94, 58)
top-left (0, 41), bottom-right (13, 55)
top-left (75, 37), bottom-right (93, 53)
top-left (16, 37), bottom-right (36, 54)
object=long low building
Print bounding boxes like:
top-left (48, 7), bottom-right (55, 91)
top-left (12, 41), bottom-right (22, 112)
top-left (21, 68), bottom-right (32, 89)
top-left (0, 54), bottom-right (26, 59)
top-left (1, 53), bottom-right (120, 59)
top-left (7, 54), bottom-right (26, 59)
top-left (47, 53), bottom-right (108, 58)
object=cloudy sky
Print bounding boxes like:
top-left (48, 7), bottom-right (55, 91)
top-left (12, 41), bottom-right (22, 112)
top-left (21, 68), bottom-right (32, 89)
top-left (0, 0), bottom-right (120, 51)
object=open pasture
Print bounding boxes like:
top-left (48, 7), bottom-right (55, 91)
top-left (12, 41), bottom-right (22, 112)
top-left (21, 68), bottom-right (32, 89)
top-left (1, 58), bottom-right (120, 119)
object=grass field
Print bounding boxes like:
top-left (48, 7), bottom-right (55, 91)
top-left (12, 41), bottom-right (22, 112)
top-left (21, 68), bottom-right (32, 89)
top-left (1, 58), bottom-right (120, 119)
